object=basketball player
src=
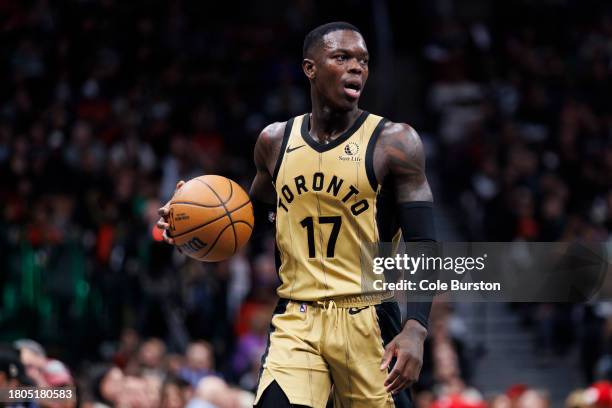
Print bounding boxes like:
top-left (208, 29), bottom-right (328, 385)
top-left (158, 22), bottom-right (435, 408)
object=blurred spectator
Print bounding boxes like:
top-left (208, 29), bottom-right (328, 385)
top-left (178, 341), bottom-right (215, 388)
top-left (187, 376), bottom-right (240, 408)
top-left (14, 339), bottom-right (47, 387)
top-left (515, 389), bottom-right (551, 408)
top-left (134, 338), bottom-right (167, 379)
top-left (43, 360), bottom-right (77, 408)
top-left (231, 304), bottom-right (269, 388)
top-left (0, 344), bottom-right (32, 387)
top-left (159, 377), bottom-right (189, 408)
top-left (91, 366), bottom-right (124, 407)
top-left (43, 359), bottom-right (74, 386)
top-left (565, 389), bottom-right (589, 408)
top-left (115, 375), bottom-right (156, 408)
top-left (582, 381), bottom-right (612, 407)
top-left (489, 394), bottom-right (511, 408)
top-left (111, 327), bottom-right (140, 370)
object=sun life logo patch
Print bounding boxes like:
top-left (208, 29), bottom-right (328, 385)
top-left (339, 142), bottom-right (361, 161)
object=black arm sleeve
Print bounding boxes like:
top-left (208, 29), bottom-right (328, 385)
top-left (398, 201), bottom-right (436, 331)
top-left (249, 197), bottom-right (276, 255)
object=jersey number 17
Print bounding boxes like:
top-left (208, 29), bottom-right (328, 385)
top-left (300, 216), bottom-right (342, 258)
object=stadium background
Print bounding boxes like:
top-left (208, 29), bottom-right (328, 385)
top-left (0, 0), bottom-right (611, 406)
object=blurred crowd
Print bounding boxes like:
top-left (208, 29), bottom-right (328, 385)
top-left (418, 0), bottom-right (612, 398)
top-left (7, 329), bottom-right (612, 408)
top-left (421, 3), bottom-right (611, 243)
top-left (0, 0), bottom-right (611, 407)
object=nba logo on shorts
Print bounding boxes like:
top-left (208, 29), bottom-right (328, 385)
top-left (300, 303), bottom-right (307, 313)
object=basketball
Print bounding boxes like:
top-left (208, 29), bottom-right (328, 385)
top-left (168, 175), bottom-right (254, 262)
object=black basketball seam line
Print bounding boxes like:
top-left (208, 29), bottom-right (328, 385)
top-left (198, 222), bottom-right (234, 259)
top-left (227, 178), bottom-right (234, 204)
top-left (200, 180), bottom-right (238, 256)
top-left (196, 221), bottom-right (252, 260)
top-left (172, 200), bottom-right (250, 238)
top-left (231, 220), bottom-right (254, 229)
top-left (171, 200), bottom-right (252, 239)
top-left (171, 201), bottom-right (225, 208)
top-left (193, 177), bottom-right (234, 205)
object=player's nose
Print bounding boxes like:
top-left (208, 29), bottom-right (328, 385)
top-left (347, 58), bottom-right (363, 74)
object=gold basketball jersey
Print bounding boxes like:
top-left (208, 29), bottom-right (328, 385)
top-left (272, 111), bottom-right (390, 301)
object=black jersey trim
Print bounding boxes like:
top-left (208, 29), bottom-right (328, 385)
top-left (271, 118), bottom-right (294, 184)
top-left (255, 298), bottom-right (289, 393)
top-left (300, 111), bottom-right (369, 153)
top-left (365, 117), bottom-right (387, 191)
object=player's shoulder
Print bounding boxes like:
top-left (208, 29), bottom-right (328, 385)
top-left (379, 119), bottom-right (419, 142)
top-left (259, 121), bottom-right (287, 142)
top-left (254, 117), bottom-right (301, 167)
top-left (375, 118), bottom-right (422, 153)
top-left (257, 113), bottom-right (306, 147)
top-left (254, 121), bottom-right (288, 158)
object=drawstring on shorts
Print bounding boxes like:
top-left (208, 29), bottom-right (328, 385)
top-left (316, 299), bottom-right (338, 328)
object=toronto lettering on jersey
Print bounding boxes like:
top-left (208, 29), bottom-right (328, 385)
top-left (277, 172), bottom-right (369, 216)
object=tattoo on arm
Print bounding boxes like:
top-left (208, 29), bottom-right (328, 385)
top-left (384, 124), bottom-right (433, 203)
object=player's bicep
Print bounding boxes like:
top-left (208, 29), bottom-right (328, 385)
top-left (384, 124), bottom-right (433, 203)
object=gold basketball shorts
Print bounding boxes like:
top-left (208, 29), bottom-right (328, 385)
top-left (254, 297), bottom-right (413, 408)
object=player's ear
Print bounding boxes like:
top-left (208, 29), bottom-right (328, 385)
top-left (302, 58), bottom-right (316, 80)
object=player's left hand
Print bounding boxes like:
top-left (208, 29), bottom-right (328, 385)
top-left (156, 180), bottom-right (186, 245)
top-left (380, 319), bottom-right (427, 394)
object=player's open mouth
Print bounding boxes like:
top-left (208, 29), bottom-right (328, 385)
top-left (343, 81), bottom-right (362, 99)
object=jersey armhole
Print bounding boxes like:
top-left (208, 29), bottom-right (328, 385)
top-left (365, 117), bottom-right (388, 192)
top-left (271, 117), bottom-right (295, 184)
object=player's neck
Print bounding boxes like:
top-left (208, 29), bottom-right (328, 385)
top-left (309, 102), bottom-right (361, 144)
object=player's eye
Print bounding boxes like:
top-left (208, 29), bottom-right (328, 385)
top-left (335, 55), bottom-right (348, 62)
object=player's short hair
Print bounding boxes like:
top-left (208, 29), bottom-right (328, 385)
top-left (303, 22), bottom-right (361, 59)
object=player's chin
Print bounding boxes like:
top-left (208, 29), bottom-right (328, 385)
top-left (334, 96), bottom-right (360, 111)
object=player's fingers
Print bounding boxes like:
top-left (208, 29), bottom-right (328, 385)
top-left (384, 352), bottom-right (407, 387)
top-left (386, 355), bottom-right (411, 394)
top-left (158, 206), bottom-right (169, 217)
top-left (404, 357), bottom-right (422, 384)
top-left (156, 218), bottom-right (169, 229)
top-left (388, 355), bottom-right (421, 395)
top-left (380, 343), bottom-right (395, 370)
top-left (386, 375), bottom-right (409, 395)
top-left (162, 230), bottom-right (175, 245)
top-left (175, 180), bottom-right (185, 191)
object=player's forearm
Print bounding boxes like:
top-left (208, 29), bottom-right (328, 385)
top-left (248, 168), bottom-right (277, 255)
top-left (251, 197), bottom-right (276, 230)
top-left (398, 201), bottom-right (436, 331)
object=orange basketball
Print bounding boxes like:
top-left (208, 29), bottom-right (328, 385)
top-left (168, 175), bottom-right (254, 262)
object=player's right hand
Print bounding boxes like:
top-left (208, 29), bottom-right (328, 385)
top-left (157, 180), bottom-right (185, 245)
